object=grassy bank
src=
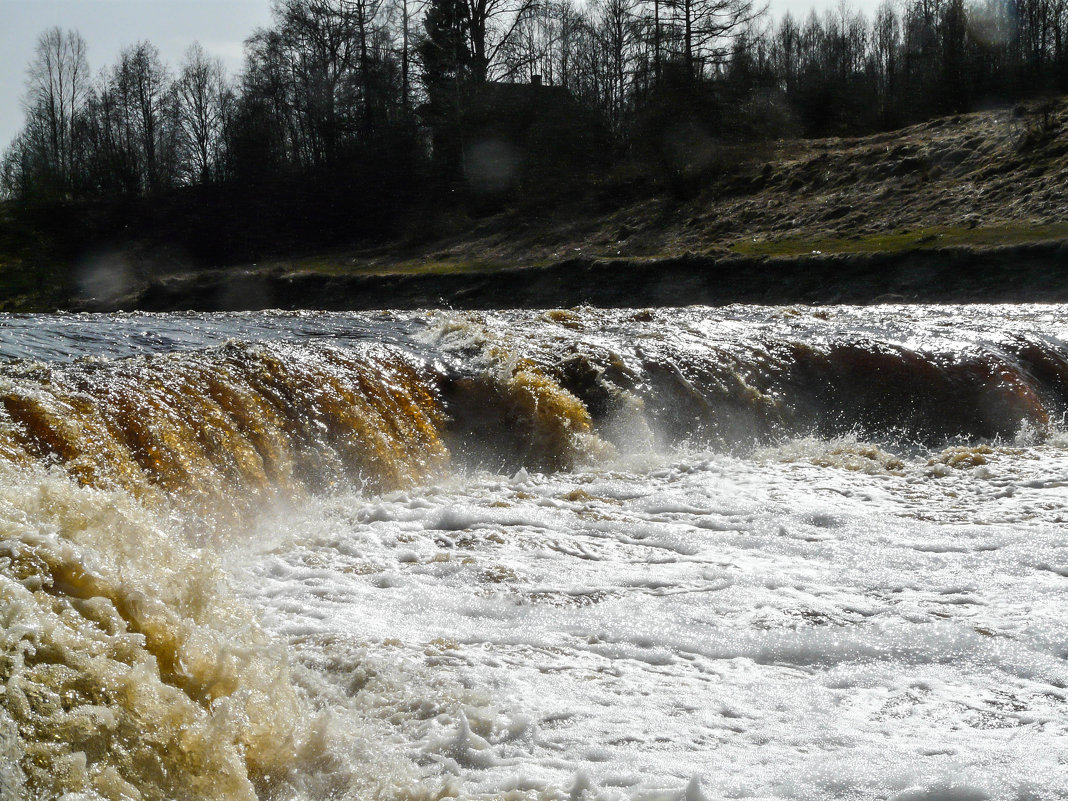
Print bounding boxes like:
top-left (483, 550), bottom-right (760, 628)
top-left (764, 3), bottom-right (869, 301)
top-left (732, 223), bottom-right (1068, 258)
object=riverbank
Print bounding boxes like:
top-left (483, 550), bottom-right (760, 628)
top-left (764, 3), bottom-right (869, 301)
top-left (8, 97), bottom-right (1068, 312)
top-left (72, 240), bottom-right (1067, 312)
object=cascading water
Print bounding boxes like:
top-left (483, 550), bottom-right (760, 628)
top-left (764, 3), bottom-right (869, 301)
top-left (0, 306), bottom-right (1066, 800)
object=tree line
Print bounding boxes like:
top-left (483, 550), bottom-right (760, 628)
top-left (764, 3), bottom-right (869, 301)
top-left (3, 0), bottom-right (1068, 207)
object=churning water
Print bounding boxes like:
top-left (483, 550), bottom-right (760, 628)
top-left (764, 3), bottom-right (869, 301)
top-left (0, 305), bottom-right (1066, 801)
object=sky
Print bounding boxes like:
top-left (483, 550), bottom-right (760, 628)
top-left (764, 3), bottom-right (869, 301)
top-left (0, 0), bottom-right (845, 152)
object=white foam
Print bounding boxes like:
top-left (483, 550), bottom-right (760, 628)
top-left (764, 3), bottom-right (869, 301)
top-left (231, 440), bottom-right (1068, 800)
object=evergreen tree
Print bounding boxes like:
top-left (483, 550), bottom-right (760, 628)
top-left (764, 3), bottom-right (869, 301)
top-left (419, 0), bottom-right (472, 179)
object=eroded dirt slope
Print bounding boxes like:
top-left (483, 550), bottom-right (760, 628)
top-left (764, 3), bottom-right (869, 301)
top-left (391, 98), bottom-right (1068, 268)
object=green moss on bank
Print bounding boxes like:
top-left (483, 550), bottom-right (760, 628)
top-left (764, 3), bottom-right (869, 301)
top-left (281, 254), bottom-right (548, 277)
top-left (731, 223), bottom-right (1068, 258)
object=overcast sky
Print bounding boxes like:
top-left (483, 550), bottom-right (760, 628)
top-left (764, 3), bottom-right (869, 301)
top-left (0, 0), bottom-right (846, 152)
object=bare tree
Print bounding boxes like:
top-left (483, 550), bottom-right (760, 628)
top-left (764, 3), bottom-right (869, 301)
top-left (664, 0), bottom-right (764, 77)
top-left (554, 0), bottom-right (587, 89)
top-left (274, 0), bottom-right (358, 163)
top-left (263, 0), bottom-right (392, 159)
top-left (390, 0), bottom-right (428, 110)
top-left (500, 1), bottom-right (564, 82)
top-left (0, 133), bottom-right (33, 198)
top-left (345, 0), bottom-right (388, 134)
top-left (176, 43), bottom-right (230, 184)
top-left (872, 1), bottom-right (899, 109)
top-left (113, 41), bottom-right (176, 191)
top-left (595, 0), bottom-right (638, 126)
top-left (24, 27), bottom-right (90, 187)
top-left (459, 0), bottom-right (540, 82)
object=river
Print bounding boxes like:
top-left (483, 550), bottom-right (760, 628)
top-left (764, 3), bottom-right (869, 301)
top-left (0, 305), bottom-right (1065, 800)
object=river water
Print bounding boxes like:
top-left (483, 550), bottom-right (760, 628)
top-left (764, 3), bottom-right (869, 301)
top-left (0, 305), bottom-right (1065, 801)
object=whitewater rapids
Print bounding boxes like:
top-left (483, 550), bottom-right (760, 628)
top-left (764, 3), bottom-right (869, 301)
top-left (0, 305), bottom-right (1065, 801)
